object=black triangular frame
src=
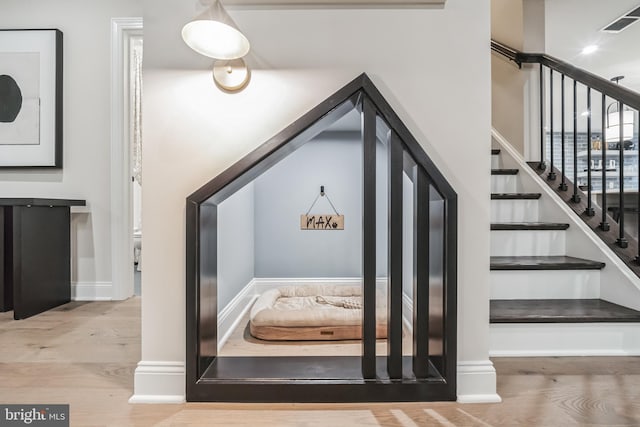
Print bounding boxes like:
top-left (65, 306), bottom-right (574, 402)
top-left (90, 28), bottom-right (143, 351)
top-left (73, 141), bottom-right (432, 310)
top-left (186, 73), bottom-right (457, 402)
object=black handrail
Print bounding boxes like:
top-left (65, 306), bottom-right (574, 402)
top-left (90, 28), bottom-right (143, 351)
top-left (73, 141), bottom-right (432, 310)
top-left (490, 41), bottom-right (519, 65)
top-left (491, 40), bottom-right (640, 111)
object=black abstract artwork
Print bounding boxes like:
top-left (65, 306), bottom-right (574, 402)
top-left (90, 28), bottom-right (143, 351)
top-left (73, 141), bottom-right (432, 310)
top-left (0, 29), bottom-right (62, 167)
top-left (0, 74), bottom-right (22, 123)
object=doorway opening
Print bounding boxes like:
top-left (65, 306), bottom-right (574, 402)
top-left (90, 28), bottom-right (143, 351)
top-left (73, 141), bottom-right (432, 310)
top-left (110, 18), bottom-right (143, 300)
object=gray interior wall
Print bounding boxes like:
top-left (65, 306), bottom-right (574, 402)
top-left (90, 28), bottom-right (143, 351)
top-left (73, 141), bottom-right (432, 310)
top-left (219, 134), bottom-right (415, 296)
top-left (217, 182), bottom-right (255, 310)
top-left (254, 132), bottom-right (363, 277)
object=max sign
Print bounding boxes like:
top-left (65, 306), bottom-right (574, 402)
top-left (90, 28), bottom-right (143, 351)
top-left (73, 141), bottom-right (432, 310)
top-left (300, 214), bottom-right (345, 230)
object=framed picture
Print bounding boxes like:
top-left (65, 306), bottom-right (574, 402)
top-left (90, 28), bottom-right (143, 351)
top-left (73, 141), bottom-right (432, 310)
top-left (0, 29), bottom-right (62, 168)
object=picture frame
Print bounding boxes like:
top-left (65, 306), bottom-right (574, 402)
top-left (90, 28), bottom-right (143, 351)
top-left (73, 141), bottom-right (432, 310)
top-left (0, 29), bottom-right (62, 168)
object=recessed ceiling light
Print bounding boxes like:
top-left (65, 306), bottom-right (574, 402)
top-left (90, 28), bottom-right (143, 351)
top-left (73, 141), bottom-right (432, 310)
top-left (582, 45), bottom-right (599, 55)
top-left (581, 110), bottom-right (590, 117)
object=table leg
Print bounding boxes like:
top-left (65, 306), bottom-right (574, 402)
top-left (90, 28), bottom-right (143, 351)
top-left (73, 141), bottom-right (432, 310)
top-left (12, 205), bottom-right (71, 319)
top-left (0, 207), bottom-right (13, 312)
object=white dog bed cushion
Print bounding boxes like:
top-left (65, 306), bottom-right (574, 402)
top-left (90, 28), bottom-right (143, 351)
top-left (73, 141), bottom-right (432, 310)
top-left (249, 284), bottom-right (387, 341)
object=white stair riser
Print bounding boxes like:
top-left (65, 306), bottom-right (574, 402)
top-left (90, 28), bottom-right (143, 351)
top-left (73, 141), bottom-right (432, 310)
top-left (490, 323), bottom-right (640, 356)
top-left (491, 154), bottom-right (500, 169)
top-left (491, 175), bottom-right (518, 193)
top-left (490, 199), bottom-right (539, 222)
top-left (490, 270), bottom-right (600, 299)
top-left (490, 230), bottom-right (566, 256)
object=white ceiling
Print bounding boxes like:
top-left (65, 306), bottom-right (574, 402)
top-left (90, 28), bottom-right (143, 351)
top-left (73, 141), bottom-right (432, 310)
top-left (544, 0), bottom-right (640, 93)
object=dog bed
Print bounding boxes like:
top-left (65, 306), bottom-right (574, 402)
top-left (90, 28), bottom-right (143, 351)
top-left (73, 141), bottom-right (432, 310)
top-left (249, 284), bottom-right (387, 341)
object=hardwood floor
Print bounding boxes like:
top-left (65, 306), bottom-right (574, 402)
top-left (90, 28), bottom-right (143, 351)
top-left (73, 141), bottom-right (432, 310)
top-left (2, 298), bottom-right (640, 426)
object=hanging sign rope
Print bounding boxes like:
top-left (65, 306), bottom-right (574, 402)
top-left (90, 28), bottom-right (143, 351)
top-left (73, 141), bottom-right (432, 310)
top-left (300, 186), bottom-right (345, 230)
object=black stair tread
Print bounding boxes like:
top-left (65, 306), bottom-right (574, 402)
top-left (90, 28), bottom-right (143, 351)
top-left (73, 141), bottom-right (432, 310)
top-left (490, 255), bottom-right (605, 270)
top-left (491, 168), bottom-right (519, 175)
top-left (491, 222), bottom-right (570, 231)
top-left (491, 149), bottom-right (500, 155)
top-left (491, 193), bottom-right (541, 200)
top-left (490, 299), bottom-right (640, 323)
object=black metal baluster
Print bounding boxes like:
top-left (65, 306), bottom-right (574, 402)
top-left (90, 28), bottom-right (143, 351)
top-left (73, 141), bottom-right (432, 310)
top-left (585, 87), bottom-right (595, 215)
top-left (617, 102), bottom-right (628, 248)
top-left (571, 80), bottom-right (581, 203)
top-left (600, 93), bottom-right (610, 231)
top-left (559, 74), bottom-right (567, 190)
top-left (539, 64), bottom-right (546, 170)
top-left (548, 69), bottom-right (556, 180)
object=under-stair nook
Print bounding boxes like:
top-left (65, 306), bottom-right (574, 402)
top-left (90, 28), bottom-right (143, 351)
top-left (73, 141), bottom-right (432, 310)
top-left (185, 74), bottom-right (457, 402)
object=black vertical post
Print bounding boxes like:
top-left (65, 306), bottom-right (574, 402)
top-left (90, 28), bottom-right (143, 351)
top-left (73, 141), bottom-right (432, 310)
top-left (387, 131), bottom-right (403, 380)
top-left (0, 207), bottom-right (11, 312)
top-left (362, 96), bottom-right (377, 379)
top-left (539, 64), bottom-right (546, 170)
top-left (617, 102), bottom-right (628, 248)
top-left (585, 87), bottom-right (595, 216)
top-left (443, 194), bottom-right (458, 391)
top-left (637, 111), bottom-right (640, 263)
top-left (571, 80), bottom-right (581, 203)
top-left (600, 93), bottom-right (610, 231)
top-left (559, 74), bottom-right (568, 190)
top-left (195, 202), bottom-right (218, 377)
top-left (548, 69), bottom-right (556, 180)
top-left (412, 166), bottom-right (430, 379)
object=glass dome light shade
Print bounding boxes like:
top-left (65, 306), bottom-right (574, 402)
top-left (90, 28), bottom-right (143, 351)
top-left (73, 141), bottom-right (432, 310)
top-left (605, 110), bottom-right (635, 143)
top-left (181, 1), bottom-right (250, 60)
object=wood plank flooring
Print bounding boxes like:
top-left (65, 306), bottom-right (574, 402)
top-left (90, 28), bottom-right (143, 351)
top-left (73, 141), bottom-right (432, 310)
top-left (1, 298), bottom-right (640, 426)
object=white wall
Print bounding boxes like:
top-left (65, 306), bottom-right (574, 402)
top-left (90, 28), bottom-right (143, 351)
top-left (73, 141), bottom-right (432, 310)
top-left (218, 182), bottom-right (255, 310)
top-left (0, 0), bottom-right (143, 291)
top-left (491, 0), bottom-right (526, 154)
top-left (139, 0), bottom-right (494, 402)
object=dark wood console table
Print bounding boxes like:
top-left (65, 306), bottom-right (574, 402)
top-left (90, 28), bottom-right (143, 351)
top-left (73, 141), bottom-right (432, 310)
top-left (0, 198), bottom-right (86, 319)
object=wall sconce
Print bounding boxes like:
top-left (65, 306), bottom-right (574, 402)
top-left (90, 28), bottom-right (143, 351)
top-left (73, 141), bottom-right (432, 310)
top-left (182, 0), bottom-right (250, 91)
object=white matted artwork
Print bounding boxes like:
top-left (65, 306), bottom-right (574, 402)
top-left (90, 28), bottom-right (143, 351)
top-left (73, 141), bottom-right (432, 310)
top-left (0, 30), bottom-right (62, 167)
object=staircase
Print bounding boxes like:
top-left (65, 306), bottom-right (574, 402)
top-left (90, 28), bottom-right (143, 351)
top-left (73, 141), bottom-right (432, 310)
top-left (489, 148), bottom-right (640, 356)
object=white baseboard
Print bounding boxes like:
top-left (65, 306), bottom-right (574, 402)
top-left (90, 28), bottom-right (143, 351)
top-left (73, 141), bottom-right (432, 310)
top-left (71, 282), bottom-right (112, 301)
top-left (252, 277), bottom-right (363, 294)
top-left (129, 361), bottom-right (185, 404)
top-left (490, 323), bottom-right (640, 356)
top-left (456, 360), bottom-right (502, 403)
top-left (218, 279), bottom-right (258, 351)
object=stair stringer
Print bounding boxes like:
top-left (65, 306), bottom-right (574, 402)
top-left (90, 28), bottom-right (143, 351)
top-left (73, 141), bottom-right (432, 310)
top-left (491, 128), bottom-right (640, 312)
